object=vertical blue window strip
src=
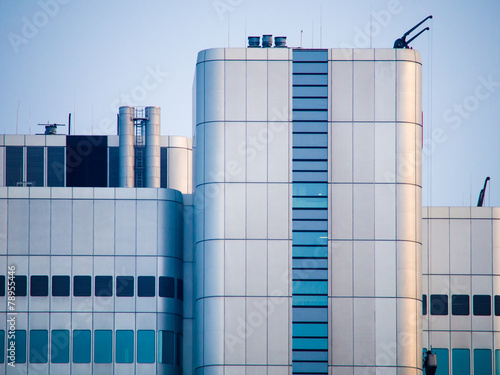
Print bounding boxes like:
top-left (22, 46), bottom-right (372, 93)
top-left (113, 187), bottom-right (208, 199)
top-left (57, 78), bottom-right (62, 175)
top-left (292, 49), bottom-right (328, 375)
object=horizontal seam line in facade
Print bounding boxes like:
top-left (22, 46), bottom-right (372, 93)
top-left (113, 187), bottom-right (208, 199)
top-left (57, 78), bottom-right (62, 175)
top-left (195, 59), bottom-right (422, 64)
top-left (195, 295), bottom-right (291, 301)
top-left (2, 255), bottom-right (183, 258)
top-left (0, 198), bottom-right (183, 202)
top-left (329, 365), bottom-right (422, 369)
top-left (328, 296), bottom-right (421, 300)
top-left (194, 239), bottom-right (291, 245)
top-left (423, 273), bottom-right (499, 276)
top-left (330, 120), bottom-right (423, 127)
top-left (329, 239), bottom-right (422, 245)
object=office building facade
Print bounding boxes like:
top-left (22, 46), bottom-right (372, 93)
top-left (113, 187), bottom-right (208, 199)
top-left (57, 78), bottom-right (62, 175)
top-left (0, 44), bottom-right (498, 374)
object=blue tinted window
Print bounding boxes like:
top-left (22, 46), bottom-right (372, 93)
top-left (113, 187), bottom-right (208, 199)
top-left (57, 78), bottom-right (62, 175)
top-left (95, 276), bottom-right (112, 297)
top-left (51, 330), bottom-right (69, 363)
top-left (292, 209), bottom-right (328, 220)
top-left (495, 349), bottom-right (500, 375)
top-left (108, 147), bottom-right (119, 187)
top-left (27, 146), bottom-right (44, 187)
top-left (292, 338), bottom-right (328, 350)
top-left (474, 349), bottom-right (491, 374)
top-left (293, 122), bottom-right (327, 133)
top-left (14, 275), bottom-right (27, 297)
top-left (430, 294), bottom-right (448, 315)
top-left (176, 333), bottom-right (182, 366)
top-left (161, 147), bottom-right (168, 188)
top-left (293, 63), bottom-right (328, 74)
top-left (293, 50), bottom-right (328, 62)
top-left (116, 276), bottom-right (134, 297)
top-left (177, 279), bottom-right (183, 301)
top-left (0, 275), bottom-right (4, 296)
top-left (293, 86), bottom-right (328, 97)
top-left (138, 276), bottom-right (155, 297)
top-left (5, 146), bottom-right (23, 186)
top-left (292, 247), bottom-right (328, 258)
top-left (292, 197), bottom-right (328, 209)
top-left (293, 148), bottom-right (328, 160)
top-left (137, 330), bottom-right (155, 364)
top-left (433, 349), bottom-right (449, 375)
top-left (293, 171), bottom-right (328, 182)
top-left (11, 330), bottom-right (26, 363)
top-left (293, 220), bottom-right (328, 231)
top-left (116, 330), bottom-right (134, 363)
top-left (94, 330), bottom-right (112, 363)
top-left (159, 277), bottom-right (175, 298)
top-left (52, 276), bottom-right (70, 297)
top-left (293, 361), bottom-right (328, 373)
top-left (159, 330), bottom-right (174, 364)
top-left (293, 75), bottom-right (328, 86)
top-left (293, 307), bottom-right (328, 322)
top-left (293, 110), bottom-right (328, 121)
top-left (293, 161), bottom-right (328, 171)
top-left (47, 147), bottom-right (65, 187)
top-left (495, 295), bottom-right (500, 316)
top-left (452, 349), bottom-right (470, 375)
top-left (30, 330), bottom-right (48, 363)
top-left (293, 324), bottom-right (327, 337)
top-left (293, 183), bottom-right (327, 196)
top-left (293, 281), bottom-right (327, 295)
top-left (292, 295), bottom-right (327, 306)
top-left (293, 269), bottom-right (328, 280)
top-left (293, 350), bottom-right (328, 361)
top-left (30, 276), bottom-right (48, 296)
top-left (0, 330), bottom-right (3, 363)
top-left (73, 330), bottom-right (91, 363)
top-left (422, 294), bottom-right (427, 315)
top-left (293, 98), bottom-right (328, 109)
top-left (73, 276), bottom-right (91, 297)
top-left (452, 294), bottom-right (469, 315)
top-left (293, 259), bottom-right (328, 268)
top-left (473, 295), bottom-right (491, 316)
top-left (292, 232), bottom-right (328, 246)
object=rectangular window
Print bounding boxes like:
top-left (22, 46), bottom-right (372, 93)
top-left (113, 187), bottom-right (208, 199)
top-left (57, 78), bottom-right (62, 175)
top-left (0, 275), bottom-right (5, 296)
top-left (293, 74), bottom-right (328, 86)
top-left (47, 147), bottom-right (65, 187)
top-left (13, 275), bottom-right (27, 297)
top-left (161, 147), bottom-right (168, 188)
top-left (474, 349), bottom-right (492, 374)
top-left (293, 280), bottom-right (328, 295)
top-left (0, 330), bottom-right (4, 363)
top-left (30, 275), bottom-right (48, 296)
top-left (495, 295), bottom-right (500, 316)
top-left (292, 98), bottom-right (328, 110)
top-left (292, 307), bottom-right (328, 322)
top-left (452, 348), bottom-right (470, 375)
top-left (293, 183), bottom-right (328, 197)
top-left (292, 338), bottom-right (328, 350)
top-left (6, 146), bottom-right (23, 186)
top-left (176, 333), bottom-right (182, 366)
top-left (292, 197), bottom-right (328, 209)
top-left (94, 330), bottom-right (112, 363)
top-left (292, 148), bottom-right (328, 160)
top-left (159, 277), bottom-right (175, 298)
top-left (422, 294), bottom-right (427, 315)
top-left (158, 330), bottom-right (174, 364)
top-left (292, 171), bottom-right (328, 182)
top-left (292, 247), bottom-right (328, 258)
top-left (73, 330), bottom-right (91, 363)
top-left (293, 86), bottom-right (328, 97)
top-left (293, 50), bottom-right (328, 62)
top-left (95, 276), bottom-right (113, 297)
top-left (137, 330), bottom-right (155, 364)
top-left (430, 294), bottom-right (448, 315)
top-left (292, 209), bottom-right (328, 220)
top-left (108, 147), bottom-right (119, 187)
top-left (73, 275), bottom-right (91, 297)
top-left (452, 294), bottom-right (469, 315)
top-left (116, 330), bottom-right (134, 363)
top-left (51, 330), bottom-right (69, 363)
top-left (26, 146), bottom-right (44, 186)
top-left (138, 276), bottom-right (155, 297)
top-left (292, 295), bottom-right (328, 306)
top-left (293, 161), bottom-right (328, 171)
top-left (293, 269), bottom-right (328, 280)
top-left (293, 323), bottom-right (328, 337)
top-left (292, 63), bottom-right (329, 74)
top-left (10, 330), bottom-right (26, 363)
top-left (473, 295), bottom-right (491, 316)
top-left (293, 220), bottom-right (328, 231)
top-left (495, 349), bottom-right (500, 375)
top-left (292, 232), bottom-right (328, 246)
top-left (116, 276), bottom-right (134, 297)
top-left (293, 259), bottom-right (328, 269)
top-left (177, 279), bottom-right (183, 301)
top-left (52, 275), bottom-right (70, 297)
top-left (433, 348), bottom-right (449, 375)
top-left (30, 330), bottom-right (48, 363)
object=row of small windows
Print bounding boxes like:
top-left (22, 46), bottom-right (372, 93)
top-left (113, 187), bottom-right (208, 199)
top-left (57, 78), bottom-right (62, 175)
top-left (422, 294), bottom-right (500, 316)
top-left (423, 348), bottom-right (497, 375)
top-left (0, 329), bottom-right (181, 365)
top-left (0, 275), bottom-right (183, 299)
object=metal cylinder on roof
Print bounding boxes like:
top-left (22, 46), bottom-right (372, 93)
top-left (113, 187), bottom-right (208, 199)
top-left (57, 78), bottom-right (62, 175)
top-left (118, 106), bottom-right (135, 187)
top-left (262, 34), bottom-right (273, 47)
top-left (145, 106), bottom-right (161, 188)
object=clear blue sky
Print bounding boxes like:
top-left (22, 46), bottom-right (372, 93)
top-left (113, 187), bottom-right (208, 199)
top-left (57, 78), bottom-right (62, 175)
top-left (1, 0), bottom-right (499, 207)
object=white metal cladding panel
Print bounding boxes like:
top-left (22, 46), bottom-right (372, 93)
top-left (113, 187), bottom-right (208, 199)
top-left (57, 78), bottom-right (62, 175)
top-left (224, 122), bottom-right (246, 183)
top-left (203, 297), bottom-right (224, 365)
top-left (396, 60), bottom-right (417, 123)
top-left (115, 199), bottom-right (136, 255)
top-left (471, 219), bottom-right (493, 274)
top-left (267, 121), bottom-right (290, 183)
top-left (29, 198), bottom-right (51, 254)
top-left (246, 296), bottom-right (268, 364)
top-left (374, 241), bottom-right (396, 297)
top-left (167, 147), bottom-right (192, 194)
top-left (330, 184), bottom-right (352, 240)
top-left (353, 241), bottom-right (374, 297)
top-left (224, 296), bottom-right (246, 364)
top-left (374, 61), bottom-right (396, 121)
top-left (352, 122), bottom-right (375, 183)
top-left (374, 122), bottom-right (396, 183)
top-left (246, 122), bottom-right (268, 183)
top-left (353, 184), bottom-right (375, 239)
top-left (246, 61), bottom-right (268, 122)
top-left (331, 241), bottom-right (353, 297)
top-left (330, 123), bottom-right (352, 183)
top-left (374, 184), bottom-right (396, 240)
top-left (267, 184), bottom-right (289, 239)
top-left (375, 298), bottom-right (397, 366)
top-left (204, 122), bottom-right (225, 184)
top-left (353, 61), bottom-right (375, 122)
top-left (204, 183), bottom-right (224, 240)
top-left (246, 184), bottom-right (267, 239)
top-left (72, 199), bottom-right (93, 254)
top-left (246, 240), bottom-right (267, 296)
top-left (204, 240), bottom-right (224, 298)
top-left (7, 198), bottom-right (29, 254)
top-left (397, 242), bottom-right (418, 300)
top-left (450, 219), bottom-right (471, 274)
top-left (225, 61), bottom-right (246, 122)
top-left (330, 61), bottom-right (353, 121)
top-left (93, 199), bottom-right (115, 255)
top-left (204, 61), bottom-right (225, 123)
top-left (224, 183), bottom-right (245, 239)
top-left (268, 60), bottom-right (290, 121)
top-left (396, 122), bottom-right (417, 186)
top-left (353, 298), bottom-right (375, 364)
top-left (224, 240), bottom-right (246, 296)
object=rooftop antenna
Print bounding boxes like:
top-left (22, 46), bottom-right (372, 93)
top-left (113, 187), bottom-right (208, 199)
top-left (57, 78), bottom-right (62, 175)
top-left (477, 177), bottom-right (491, 207)
top-left (370, 4), bottom-right (373, 48)
top-left (300, 28), bottom-right (303, 48)
top-left (320, 5), bottom-right (323, 47)
top-left (312, 20), bottom-right (314, 48)
top-left (16, 100), bottom-right (20, 134)
top-left (393, 15), bottom-right (433, 48)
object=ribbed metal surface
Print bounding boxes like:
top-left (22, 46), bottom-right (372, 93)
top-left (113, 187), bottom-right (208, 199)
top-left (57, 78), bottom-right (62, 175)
top-left (145, 106), bottom-right (161, 188)
top-left (118, 106), bottom-right (135, 187)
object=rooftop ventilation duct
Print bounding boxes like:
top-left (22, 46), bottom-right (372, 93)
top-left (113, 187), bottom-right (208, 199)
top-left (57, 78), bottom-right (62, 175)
top-left (274, 36), bottom-right (287, 47)
top-left (262, 34), bottom-right (273, 48)
top-left (248, 36), bottom-right (261, 48)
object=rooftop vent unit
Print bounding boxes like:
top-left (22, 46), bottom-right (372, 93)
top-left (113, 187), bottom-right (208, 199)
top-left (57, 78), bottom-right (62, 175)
top-left (262, 34), bottom-right (273, 48)
top-left (274, 36), bottom-right (287, 47)
top-left (248, 36), bottom-right (261, 48)
top-left (37, 122), bottom-right (65, 135)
